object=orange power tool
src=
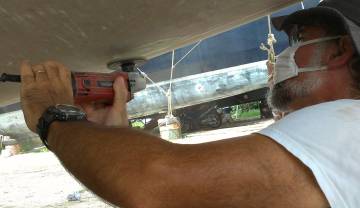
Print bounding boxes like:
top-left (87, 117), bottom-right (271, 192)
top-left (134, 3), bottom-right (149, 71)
top-left (0, 62), bottom-right (147, 104)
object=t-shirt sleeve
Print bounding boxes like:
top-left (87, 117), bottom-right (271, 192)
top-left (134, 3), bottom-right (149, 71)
top-left (258, 100), bottom-right (360, 208)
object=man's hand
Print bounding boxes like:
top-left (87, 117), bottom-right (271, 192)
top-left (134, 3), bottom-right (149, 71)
top-left (78, 77), bottom-right (129, 127)
top-left (20, 61), bottom-right (74, 132)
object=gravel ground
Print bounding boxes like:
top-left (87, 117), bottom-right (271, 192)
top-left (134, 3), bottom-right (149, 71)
top-left (0, 119), bottom-right (273, 208)
top-left (0, 152), bottom-right (114, 208)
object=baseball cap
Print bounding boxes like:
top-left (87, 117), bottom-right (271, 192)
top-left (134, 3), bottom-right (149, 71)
top-left (271, 0), bottom-right (360, 55)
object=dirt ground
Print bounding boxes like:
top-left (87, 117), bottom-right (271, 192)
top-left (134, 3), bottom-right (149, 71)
top-left (0, 119), bottom-right (273, 208)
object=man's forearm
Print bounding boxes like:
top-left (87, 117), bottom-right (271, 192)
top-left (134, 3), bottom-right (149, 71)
top-left (48, 120), bottom-right (174, 207)
top-left (45, 120), bottom-right (329, 208)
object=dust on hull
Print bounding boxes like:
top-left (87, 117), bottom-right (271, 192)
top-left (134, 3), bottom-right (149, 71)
top-left (0, 0), bottom-right (299, 106)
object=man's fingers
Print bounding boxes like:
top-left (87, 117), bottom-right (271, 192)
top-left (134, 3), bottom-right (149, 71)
top-left (56, 62), bottom-right (72, 87)
top-left (32, 64), bottom-right (48, 82)
top-left (20, 61), bottom-right (34, 84)
top-left (113, 77), bottom-right (129, 106)
top-left (113, 77), bottom-right (129, 96)
top-left (45, 61), bottom-right (74, 103)
top-left (44, 61), bottom-right (60, 81)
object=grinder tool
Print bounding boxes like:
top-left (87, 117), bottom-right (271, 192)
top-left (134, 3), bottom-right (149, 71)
top-left (0, 60), bottom-right (147, 104)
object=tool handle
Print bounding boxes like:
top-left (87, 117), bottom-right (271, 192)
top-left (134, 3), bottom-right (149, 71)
top-left (72, 72), bottom-right (131, 104)
top-left (1, 73), bottom-right (21, 82)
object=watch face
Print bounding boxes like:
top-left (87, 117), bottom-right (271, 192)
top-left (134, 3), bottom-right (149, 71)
top-left (55, 104), bottom-right (86, 116)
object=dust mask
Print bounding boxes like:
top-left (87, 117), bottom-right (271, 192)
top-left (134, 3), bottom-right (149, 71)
top-left (272, 36), bottom-right (341, 85)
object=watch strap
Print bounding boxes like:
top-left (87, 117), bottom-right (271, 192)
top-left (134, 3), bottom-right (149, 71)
top-left (36, 106), bottom-right (60, 150)
top-left (36, 105), bottom-right (86, 150)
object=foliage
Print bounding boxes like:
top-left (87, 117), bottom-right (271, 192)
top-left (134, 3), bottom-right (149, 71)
top-left (19, 139), bottom-right (37, 153)
top-left (131, 120), bottom-right (145, 129)
top-left (230, 101), bottom-right (261, 120)
top-left (36, 146), bottom-right (49, 153)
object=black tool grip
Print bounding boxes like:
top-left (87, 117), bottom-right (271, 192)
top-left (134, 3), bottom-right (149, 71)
top-left (0, 73), bottom-right (21, 82)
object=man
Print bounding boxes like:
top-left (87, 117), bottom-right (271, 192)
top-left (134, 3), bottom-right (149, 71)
top-left (20, 0), bottom-right (359, 207)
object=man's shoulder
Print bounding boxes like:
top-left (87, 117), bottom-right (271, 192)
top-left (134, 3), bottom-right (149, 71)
top-left (236, 133), bottom-right (330, 207)
top-left (291, 99), bottom-right (360, 117)
top-left (257, 99), bottom-right (360, 208)
top-left (263, 99), bottom-right (360, 134)
top-left (259, 99), bottom-right (360, 155)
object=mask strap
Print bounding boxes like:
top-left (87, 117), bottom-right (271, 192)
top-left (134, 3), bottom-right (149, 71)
top-left (299, 36), bottom-right (342, 47)
top-left (296, 36), bottom-right (343, 73)
top-left (298, 66), bottom-right (327, 73)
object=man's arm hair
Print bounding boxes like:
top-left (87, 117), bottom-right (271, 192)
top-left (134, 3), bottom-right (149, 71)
top-left (48, 121), bottom-right (329, 208)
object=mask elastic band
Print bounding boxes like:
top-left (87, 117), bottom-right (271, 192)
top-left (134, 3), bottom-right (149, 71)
top-left (298, 66), bottom-right (328, 73)
top-left (298, 36), bottom-right (342, 47)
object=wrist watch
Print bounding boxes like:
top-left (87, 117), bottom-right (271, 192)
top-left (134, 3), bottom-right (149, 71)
top-left (36, 104), bottom-right (86, 150)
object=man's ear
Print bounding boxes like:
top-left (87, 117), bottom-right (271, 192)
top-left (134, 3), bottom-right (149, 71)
top-left (327, 36), bottom-right (355, 69)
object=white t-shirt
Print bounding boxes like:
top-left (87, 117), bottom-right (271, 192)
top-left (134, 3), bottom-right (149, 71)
top-left (258, 99), bottom-right (360, 208)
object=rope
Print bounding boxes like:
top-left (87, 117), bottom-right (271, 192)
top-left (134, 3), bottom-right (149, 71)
top-left (267, 14), bottom-right (272, 35)
top-left (136, 67), bottom-right (168, 96)
top-left (260, 15), bottom-right (277, 83)
top-left (166, 40), bottom-right (202, 117)
top-left (167, 50), bottom-right (175, 116)
top-left (136, 39), bottom-right (202, 112)
top-left (260, 15), bottom-right (277, 64)
top-left (174, 40), bottom-right (202, 68)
